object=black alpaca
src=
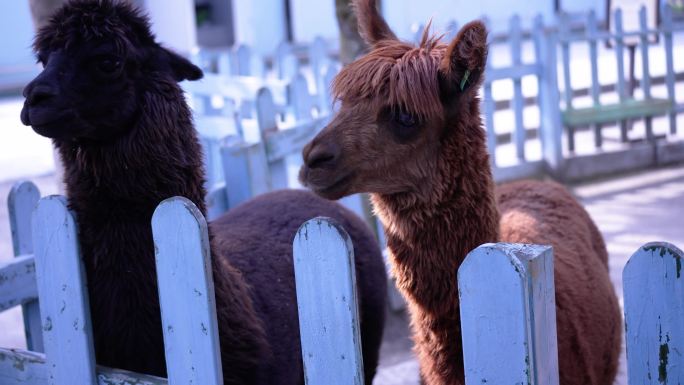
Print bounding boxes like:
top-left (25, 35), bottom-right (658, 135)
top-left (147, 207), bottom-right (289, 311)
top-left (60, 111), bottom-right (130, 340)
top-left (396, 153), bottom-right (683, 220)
top-left (20, 1), bottom-right (386, 384)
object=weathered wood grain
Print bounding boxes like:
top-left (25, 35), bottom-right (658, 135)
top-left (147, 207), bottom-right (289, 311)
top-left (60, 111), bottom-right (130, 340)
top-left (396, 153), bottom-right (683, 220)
top-left (152, 197), bottom-right (223, 385)
top-left (32, 196), bottom-right (97, 385)
top-left (293, 217), bottom-right (364, 385)
top-left (459, 243), bottom-right (559, 385)
top-left (623, 242), bottom-right (683, 384)
top-left (0, 347), bottom-right (167, 385)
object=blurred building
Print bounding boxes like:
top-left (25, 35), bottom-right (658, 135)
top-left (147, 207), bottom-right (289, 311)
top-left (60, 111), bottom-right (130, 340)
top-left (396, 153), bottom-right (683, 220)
top-left (1, 0), bottom-right (681, 91)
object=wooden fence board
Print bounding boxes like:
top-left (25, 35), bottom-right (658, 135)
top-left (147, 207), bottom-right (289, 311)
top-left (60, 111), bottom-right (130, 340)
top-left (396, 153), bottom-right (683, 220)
top-left (623, 242), bottom-right (684, 384)
top-left (152, 197), bottom-right (223, 385)
top-left (0, 255), bottom-right (36, 312)
top-left (8, 181), bottom-right (42, 351)
top-left (32, 196), bottom-right (97, 385)
top-left (0, 347), bottom-right (167, 385)
top-left (459, 243), bottom-right (559, 385)
top-left (293, 217), bottom-right (364, 385)
top-left (510, 15), bottom-right (526, 161)
top-left (663, 5), bottom-right (677, 134)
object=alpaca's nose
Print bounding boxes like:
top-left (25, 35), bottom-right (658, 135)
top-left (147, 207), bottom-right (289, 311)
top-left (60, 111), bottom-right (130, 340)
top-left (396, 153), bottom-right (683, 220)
top-left (24, 83), bottom-right (58, 106)
top-left (304, 142), bottom-right (340, 169)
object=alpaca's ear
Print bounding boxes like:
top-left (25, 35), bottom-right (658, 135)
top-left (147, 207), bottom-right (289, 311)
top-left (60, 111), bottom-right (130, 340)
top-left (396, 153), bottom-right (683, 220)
top-left (156, 46), bottom-right (203, 82)
top-left (439, 21), bottom-right (488, 99)
top-left (353, 0), bottom-right (397, 45)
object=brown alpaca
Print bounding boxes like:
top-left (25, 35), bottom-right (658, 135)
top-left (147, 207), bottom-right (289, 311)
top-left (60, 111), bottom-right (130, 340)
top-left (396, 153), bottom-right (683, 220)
top-left (299, 1), bottom-right (622, 384)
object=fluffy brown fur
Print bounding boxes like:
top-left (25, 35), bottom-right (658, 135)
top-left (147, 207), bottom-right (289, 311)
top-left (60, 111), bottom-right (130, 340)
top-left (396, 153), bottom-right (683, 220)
top-left (299, 1), bottom-right (621, 384)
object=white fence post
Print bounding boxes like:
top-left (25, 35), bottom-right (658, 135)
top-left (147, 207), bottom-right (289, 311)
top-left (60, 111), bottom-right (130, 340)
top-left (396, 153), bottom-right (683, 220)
top-left (8, 181), bottom-right (42, 352)
top-left (32, 196), bottom-right (97, 385)
top-left (623, 242), bottom-right (683, 384)
top-left (293, 217), bottom-right (365, 385)
top-left (152, 197), bottom-right (224, 385)
top-left (459, 243), bottom-right (559, 385)
top-left (256, 88), bottom-right (288, 190)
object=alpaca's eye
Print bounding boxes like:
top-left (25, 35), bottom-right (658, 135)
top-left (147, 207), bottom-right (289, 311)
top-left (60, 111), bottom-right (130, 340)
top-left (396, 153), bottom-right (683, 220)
top-left (395, 111), bottom-right (416, 127)
top-left (36, 52), bottom-right (48, 68)
top-left (94, 55), bottom-right (122, 74)
top-left (388, 109), bottom-right (421, 143)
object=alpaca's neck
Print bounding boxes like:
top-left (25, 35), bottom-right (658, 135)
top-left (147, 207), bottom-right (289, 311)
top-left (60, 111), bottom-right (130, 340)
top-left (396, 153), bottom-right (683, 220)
top-left (56, 91), bottom-right (206, 215)
top-left (53, 85), bottom-right (268, 380)
top-left (372, 115), bottom-right (499, 385)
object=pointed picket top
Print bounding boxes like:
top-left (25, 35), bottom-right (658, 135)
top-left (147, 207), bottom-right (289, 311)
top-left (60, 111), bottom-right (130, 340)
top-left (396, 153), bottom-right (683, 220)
top-left (293, 217), bottom-right (364, 385)
top-left (32, 195), bottom-right (97, 385)
top-left (623, 242), bottom-right (684, 384)
top-left (152, 197), bottom-right (223, 385)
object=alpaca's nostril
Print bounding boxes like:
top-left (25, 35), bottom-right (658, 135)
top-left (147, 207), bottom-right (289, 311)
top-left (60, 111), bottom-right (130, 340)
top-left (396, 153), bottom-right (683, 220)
top-left (306, 146), bottom-right (338, 169)
top-left (26, 84), bottom-right (57, 106)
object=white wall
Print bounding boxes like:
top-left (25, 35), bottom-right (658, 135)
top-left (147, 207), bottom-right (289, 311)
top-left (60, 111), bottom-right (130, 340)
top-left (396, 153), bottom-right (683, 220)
top-left (231, 0), bottom-right (287, 55)
top-left (383, 0), bottom-right (557, 39)
top-left (0, 1), bottom-right (36, 67)
top-left (287, 0), bottom-right (561, 44)
top-left (142, 0), bottom-right (198, 55)
top-left (290, 0), bottom-right (339, 42)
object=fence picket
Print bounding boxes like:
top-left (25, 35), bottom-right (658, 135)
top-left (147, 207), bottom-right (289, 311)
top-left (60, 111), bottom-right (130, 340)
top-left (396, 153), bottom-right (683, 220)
top-left (459, 243), bottom-right (559, 385)
top-left (293, 218), bottom-right (364, 385)
top-left (32, 196), bottom-right (97, 385)
top-left (614, 9), bottom-right (629, 142)
top-left (256, 88), bottom-right (288, 190)
top-left (623, 242), bottom-right (684, 384)
top-left (8, 181), bottom-right (42, 352)
top-left (482, 17), bottom-right (497, 167)
top-left (233, 44), bottom-right (251, 76)
top-left (152, 197), bottom-right (223, 385)
top-left (587, 10), bottom-right (603, 148)
top-left (310, 36), bottom-right (329, 88)
top-left (289, 73), bottom-right (314, 120)
top-left (638, 6), bottom-right (654, 140)
top-left (320, 64), bottom-right (339, 114)
top-left (559, 15), bottom-right (575, 152)
top-left (663, 4), bottom-right (677, 134)
top-left (220, 141), bottom-right (270, 209)
top-left (510, 15), bottom-right (526, 161)
top-left (535, 17), bottom-right (563, 172)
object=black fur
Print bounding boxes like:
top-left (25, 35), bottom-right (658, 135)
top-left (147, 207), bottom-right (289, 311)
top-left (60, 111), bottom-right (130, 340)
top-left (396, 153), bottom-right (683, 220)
top-left (20, 1), bottom-right (386, 384)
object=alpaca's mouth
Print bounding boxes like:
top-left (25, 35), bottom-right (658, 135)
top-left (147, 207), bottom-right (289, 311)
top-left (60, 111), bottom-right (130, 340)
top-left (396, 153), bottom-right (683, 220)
top-left (22, 104), bottom-right (78, 138)
top-left (300, 166), bottom-right (354, 200)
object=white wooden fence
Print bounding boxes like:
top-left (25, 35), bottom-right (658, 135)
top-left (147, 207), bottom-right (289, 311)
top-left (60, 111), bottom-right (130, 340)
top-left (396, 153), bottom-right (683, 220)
top-left (1, 181), bottom-right (682, 383)
top-left (187, 5), bottom-right (684, 213)
top-left (0, 182), bottom-right (365, 384)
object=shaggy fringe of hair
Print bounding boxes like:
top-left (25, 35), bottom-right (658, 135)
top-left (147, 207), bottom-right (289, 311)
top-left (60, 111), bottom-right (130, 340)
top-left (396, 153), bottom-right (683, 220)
top-left (332, 21), bottom-right (447, 120)
top-left (35, 0), bottom-right (153, 54)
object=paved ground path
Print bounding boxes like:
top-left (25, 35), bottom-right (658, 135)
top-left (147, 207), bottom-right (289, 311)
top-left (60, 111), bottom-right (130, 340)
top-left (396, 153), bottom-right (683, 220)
top-left (1, 165), bottom-right (683, 384)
